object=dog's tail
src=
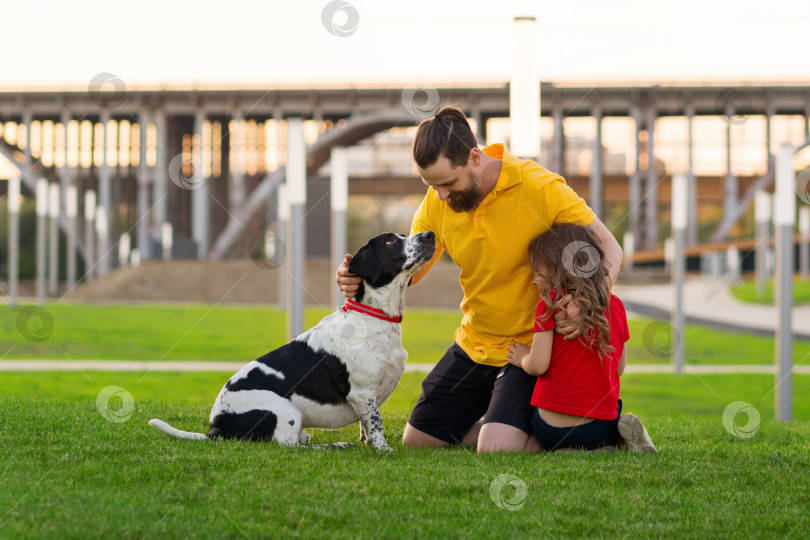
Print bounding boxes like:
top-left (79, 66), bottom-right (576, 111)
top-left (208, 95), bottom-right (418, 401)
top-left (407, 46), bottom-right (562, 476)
top-left (149, 418), bottom-right (210, 441)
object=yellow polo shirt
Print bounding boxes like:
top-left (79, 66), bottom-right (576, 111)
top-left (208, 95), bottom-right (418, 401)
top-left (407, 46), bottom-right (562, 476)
top-left (409, 144), bottom-right (596, 367)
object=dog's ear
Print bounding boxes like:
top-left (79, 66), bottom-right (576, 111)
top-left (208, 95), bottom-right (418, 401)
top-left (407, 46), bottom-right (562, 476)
top-left (348, 244), bottom-right (382, 283)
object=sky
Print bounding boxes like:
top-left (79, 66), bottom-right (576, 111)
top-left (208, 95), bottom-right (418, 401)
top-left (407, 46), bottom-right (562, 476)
top-left (2, 0), bottom-right (810, 87)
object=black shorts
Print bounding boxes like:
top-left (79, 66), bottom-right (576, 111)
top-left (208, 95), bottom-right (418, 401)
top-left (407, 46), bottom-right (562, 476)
top-left (530, 400), bottom-right (622, 451)
top-left (407, 343), bottom-right (537, 444)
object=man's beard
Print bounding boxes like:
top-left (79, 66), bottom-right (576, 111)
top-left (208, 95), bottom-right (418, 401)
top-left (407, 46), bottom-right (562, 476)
top-left (447, 174), bottom-right (482, 213)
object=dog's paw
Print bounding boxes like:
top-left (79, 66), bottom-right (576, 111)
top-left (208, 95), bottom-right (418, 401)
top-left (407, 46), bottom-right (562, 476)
top-left (297, 432), bottom-right (311, 445)
top-left (374, 442), bottom-right (393, 452)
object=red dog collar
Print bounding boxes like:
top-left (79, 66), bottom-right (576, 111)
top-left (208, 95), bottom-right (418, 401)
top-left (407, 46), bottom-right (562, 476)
top-left (342, 299), bottom-right (403, 323)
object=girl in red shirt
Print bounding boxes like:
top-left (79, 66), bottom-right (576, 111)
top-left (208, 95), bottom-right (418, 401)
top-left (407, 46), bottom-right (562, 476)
top-left (506, 223), bottom-right (656, 452)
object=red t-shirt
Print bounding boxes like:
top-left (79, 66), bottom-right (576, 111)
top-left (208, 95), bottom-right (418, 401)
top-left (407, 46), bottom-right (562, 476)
top-left (530, 292), bottom-right (629, 421)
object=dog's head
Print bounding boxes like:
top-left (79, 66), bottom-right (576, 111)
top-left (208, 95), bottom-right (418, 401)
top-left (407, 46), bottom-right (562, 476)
top-left (348, 232), bottom-right (436, 291)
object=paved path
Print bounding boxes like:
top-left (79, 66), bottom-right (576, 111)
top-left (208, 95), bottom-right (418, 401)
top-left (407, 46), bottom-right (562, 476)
top-left (1, 360), bottom-right (809, 374)
top-left (616, 278), bottom-right (810, 340)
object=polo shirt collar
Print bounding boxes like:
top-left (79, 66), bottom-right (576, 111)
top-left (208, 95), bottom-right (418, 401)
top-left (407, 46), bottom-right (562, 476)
top-left (482, 144), bottom-right (523, 192)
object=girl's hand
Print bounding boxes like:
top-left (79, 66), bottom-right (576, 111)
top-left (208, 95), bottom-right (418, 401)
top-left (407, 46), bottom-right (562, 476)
top-left (507, 342), bottom-right (531, 368)
top-left (554, 294), bottom-right (585, 340)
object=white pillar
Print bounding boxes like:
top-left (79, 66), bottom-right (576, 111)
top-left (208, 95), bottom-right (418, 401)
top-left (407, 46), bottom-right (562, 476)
top-left (61, 111), bottom-right (77, 289)
top-left (510, 14), bottom-right (540, 160)
top-left (118, 232), bottom-right (131, 267)
top-left (161, 222), bottom-right (173, 260)
top-left (277, 184), bottom-right (289, 310)
top-left (153, 109), bottom-right (168, 251)
top-left (84, 190), bottom-right (96, 280)
top-left (65, 184), bottom-right (78, 287)
top-left (286, 118), bottom-right (306, 340)
top-left (589, 105), bottom-right (603, 218)
top-left (754, 191), bottom-right (772, 296)
top-left (7, 176), bottom-right (21, 307)
top-left (331, 146), bottom-right (349, 308)
top-left (686, 105), bottom-right (698, 245)
top-left (192, 109), bottom-right (210, 259)
top-left (774, 144), bottom-right (795, 422)
top-left (671, 173), bottom-right (688, 375)
top-left (645, 107), bottom-right (658, 249)
top-left (137, 110), bottom-right (152, 260)
top-left (35, 178), bottom-right (48, 304)
top-left (48, 183), bottom-right (60, 296)
top-left (799, 206), bottom-right (809, 281)
top-left (95, 204), bottom-right (108, 276)
top-left (622, 231), bottom-right (634, 271)
top-left (98, 111), bottom-right (112, 276)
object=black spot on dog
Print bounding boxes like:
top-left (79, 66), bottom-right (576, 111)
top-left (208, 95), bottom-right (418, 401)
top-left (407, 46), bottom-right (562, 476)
top-left (209, 409), bottom-right (278, 441)
top-left (288, 419), bottom-right (295, 426)
top-left (226, 341), bottom-right (352, 405)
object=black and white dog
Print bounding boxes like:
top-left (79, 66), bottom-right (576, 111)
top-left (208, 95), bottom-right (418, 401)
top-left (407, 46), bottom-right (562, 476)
top-left (149, 231), bottom-right (435, 451)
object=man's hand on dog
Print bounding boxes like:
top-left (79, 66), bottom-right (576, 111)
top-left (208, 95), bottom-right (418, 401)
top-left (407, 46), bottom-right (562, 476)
top-left (554, 294), bottom-right (585, 340)
top-left (336, 254), bottom-right (362, 298)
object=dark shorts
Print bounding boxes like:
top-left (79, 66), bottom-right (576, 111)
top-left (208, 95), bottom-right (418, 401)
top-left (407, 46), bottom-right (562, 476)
top-left (407, 343), bottom-right (536, 444)
top-left (530, 400), bottom-right (622, 451)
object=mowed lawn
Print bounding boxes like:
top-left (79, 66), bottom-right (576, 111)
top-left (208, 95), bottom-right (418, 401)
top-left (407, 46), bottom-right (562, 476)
top-left (1, 303), bottom-right (809, 537)
top-left (0, 372), bottom-right (809, 538)
top-left (2, 303), bottom-right (809, 365)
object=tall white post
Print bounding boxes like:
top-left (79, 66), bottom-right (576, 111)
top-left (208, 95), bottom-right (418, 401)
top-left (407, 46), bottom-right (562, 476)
top-left (161, 222), bottom-right (173, 261)
top-left (589, 105), bottom-right (603, 218)
top-left (622, 231), bottom-right (634, 272)
top-left (799, 206), bottom-right (809, 281)
top-left (754, 191), bottom-right (772, 296)
top-left (95, 204), bottom-right (108, 276)
top-left (277, 184), bottom-right (289, 311)
top-left (62, 111), bottom-right (77, 289)
top-left (65, 184), bottom-right (78, 287)
top-left (84, 190), bottom-right (96, 280)
top-left (286, 118), bottom-right (306, 340)
top-left (7, 176), bottom-right (21, 307)
top-left (510, 14), bottom-right (540, 160)
top-left (119, 232), bottom-right (131, 267)
top-left (98, 111), bottom-right (112, 276)
top-left (48, 183), bottom-right (60, 296)
top-left (137, 110), bottom-right (152, 260)
top-left (774, 144), bottom-right (795, 422)
top-left (36, 178), bottom-right (48, 304)
top-left (192, 109), bottom-right (209, 259)
top-left (671, 173), bottom-right (688, 375)
top-left (331, 146), bottom-right (349, 309)
top-left (153, 109), bottom-right (168, 252)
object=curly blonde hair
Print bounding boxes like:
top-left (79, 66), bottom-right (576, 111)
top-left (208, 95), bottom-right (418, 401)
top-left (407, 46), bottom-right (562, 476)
top-left (528, 223), bottom-right (615, 360)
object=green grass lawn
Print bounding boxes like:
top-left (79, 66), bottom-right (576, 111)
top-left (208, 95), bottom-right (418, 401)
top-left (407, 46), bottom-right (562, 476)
top-left (1, 371), bottom-right (808, 538)
top-left (2, 303), bottom-right (809, 366)
top-left (731, 277), bottom-right (810, 305)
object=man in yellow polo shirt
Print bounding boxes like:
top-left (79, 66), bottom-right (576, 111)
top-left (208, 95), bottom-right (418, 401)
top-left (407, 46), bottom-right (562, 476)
top-left (336, 106), bottom-right (625, 452)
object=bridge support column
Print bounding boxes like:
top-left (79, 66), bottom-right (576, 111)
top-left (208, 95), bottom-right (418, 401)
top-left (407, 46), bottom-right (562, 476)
top-left (192, 109), bottom-right (210, 259)
top-left (686, 105), bottom-right (697, 245)
top-left (84, 191), bottom-right (96, 280)
top-left (589, 105), bottom-right (603, 218)
top-left (724, 119), bottom-right (738, 234)
top-left (48, 183), bottom-right (60, 295)
top-left (286, 117), bottom-right (306, 341)
top-left (137, 110), bottom-right (152, 260)
top-left (630, 107), bottom-right (642, 244)
top-left (551, 105), bottom-right (564, 175)
top-left (229, 107), bottom-right (246, 213)
top-left (61, 111), bottom-right (77, 288)
top-left (153, 109), bottom-right (168, 257)
top-left (644, 106), bottom-right (658, 249)
top-left (331, 146), bottom-right (349, 309)
top-left (36, 178), bottom-right (47, 304)
top-left (98, 111), bottom-right (112, 276)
